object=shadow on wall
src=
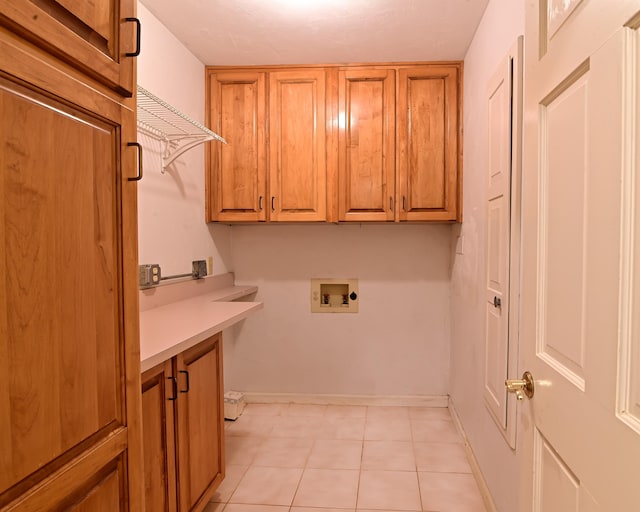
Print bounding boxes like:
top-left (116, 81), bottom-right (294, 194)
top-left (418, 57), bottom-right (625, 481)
top-left (230, 223), bottom-right (453, 282)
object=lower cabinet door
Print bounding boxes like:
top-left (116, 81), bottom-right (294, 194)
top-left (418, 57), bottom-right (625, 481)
top-left (142, 360), bottom-right (178, 512)
top-left (175, 335), bottom-right (225, 512)
top-left (141, 335), bottom-right (225, 512)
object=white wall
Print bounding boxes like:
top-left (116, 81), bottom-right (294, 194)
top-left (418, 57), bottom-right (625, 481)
top-left (229, 224), bottom-right (452, 397)
top-left (451, 1), bottom-right (525, 511)
top-left (136, 3), bottom-right (232, 276)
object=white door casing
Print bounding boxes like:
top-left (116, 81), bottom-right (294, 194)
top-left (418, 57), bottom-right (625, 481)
top-left (484, 37), bottom-right (524, 449)
top-left (520, 1), bottom-right (640, 510)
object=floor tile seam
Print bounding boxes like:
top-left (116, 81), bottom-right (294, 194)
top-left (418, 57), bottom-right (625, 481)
top-left (357, 469), bottom-right (423, 512)
top-left (218, 465), bottom-right (251, 505)
top-left (287, 466), bottom-right (307, 508)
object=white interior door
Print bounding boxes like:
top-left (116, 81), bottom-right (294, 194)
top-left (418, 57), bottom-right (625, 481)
top-left (520, 1), bottom-right (640, 510)
top-left (484, 38), bottom-right (523, 449)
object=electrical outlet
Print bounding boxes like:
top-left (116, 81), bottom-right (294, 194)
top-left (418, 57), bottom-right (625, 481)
top-left (192, 260), bottom-right (207, 279)
top-left (139, 264), bottom-right (161, 288)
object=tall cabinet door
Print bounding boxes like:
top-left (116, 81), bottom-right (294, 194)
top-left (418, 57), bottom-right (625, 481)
top-left (0, 0), bottom-right (137, 95)
top-left (338, 68), bottom-right (396, 222)
top-left (174, 336), bottom-right (224, 512)
top-left (0, 37), bottom-right (142, 511)
top-left (397, 66), bottom-right (459, 221)
top-left (269, 69), bottom-right (327, 221)
top-left (207, 71), bottom-right (267, 222)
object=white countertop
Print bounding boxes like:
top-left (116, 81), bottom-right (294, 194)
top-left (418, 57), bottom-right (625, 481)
top-left (139, 284), bottom-right (262, 372)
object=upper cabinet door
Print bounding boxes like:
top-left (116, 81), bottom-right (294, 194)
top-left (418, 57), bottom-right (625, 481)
top-left (207, 71), bottom-right (267, 222)
top-left (0, 0), bottom-right (137, 96)
top-left (397, 66), bottom-right (460, 221)
top-left (338, 68), bottom-right (396, 222)
top-left (269, 69), bottom-right (327, 222)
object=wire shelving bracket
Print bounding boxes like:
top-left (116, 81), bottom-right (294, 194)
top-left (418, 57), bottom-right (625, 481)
top-left (136, 85), bottom-right (226, 173)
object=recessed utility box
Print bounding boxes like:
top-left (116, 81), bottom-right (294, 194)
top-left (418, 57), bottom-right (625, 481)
top-left (311, 278), bottom-right (358, 313)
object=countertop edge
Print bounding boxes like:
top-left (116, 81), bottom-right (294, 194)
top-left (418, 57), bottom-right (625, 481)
top-left (140, 301), bottom-right (263, 373)
top-left (139, 280), bottom-right (262, 373)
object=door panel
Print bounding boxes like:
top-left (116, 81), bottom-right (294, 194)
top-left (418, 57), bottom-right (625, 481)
top-left (398, 66), bottom-right (459, 221)
top-left (0, 75), bottom-right (123, 493)
top-left (207, 71), bottom-right (266, 222)
top-left (484, 53), bottom-right (511, 432)
top-left (269, 69), bottom-right (327, 221)
top-left (484, 41), bottom-right (523, 450)
top-left (338, 68), bottom-right (395, 221)
top-left (521, 1), bottom-right (640, 509)
top-left (534, 430), bottom-right (581, 512)
top-left (0, 0), bottom-right (136, 95)
top-left (142, 362), bottom-right (177, 512)
top-left (175, 336), bottom-right (224, 512)
top-left (70, 463), bottom-right (122, 512)
top-left (538, 67), bottom-right (589, 389)
top-left (619, 17), bottom-right (640, 432)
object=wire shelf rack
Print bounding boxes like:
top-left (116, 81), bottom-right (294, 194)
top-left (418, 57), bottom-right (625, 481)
top-left (136, 85), bottom-right (226, 172)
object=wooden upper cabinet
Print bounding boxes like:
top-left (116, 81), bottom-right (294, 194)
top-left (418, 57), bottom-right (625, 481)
top-left (205, 62), bottom-right (462, 223)
top-left (207, 71), bottom-right (267, 222)
top-left (269, 69), bottom-right (327, 221)
top-left (398, 66), bottom-right (460, 221)
top-left (338, 68), bottom-right (396, 222)
top-left (0, 0), bottom-right (137, 95)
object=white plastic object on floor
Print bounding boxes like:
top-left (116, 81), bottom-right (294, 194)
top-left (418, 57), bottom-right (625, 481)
top-left (224, 390), bottom-right (246, 420)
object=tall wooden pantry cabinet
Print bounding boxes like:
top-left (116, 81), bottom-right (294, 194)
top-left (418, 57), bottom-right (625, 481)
top-left (0, 1), bottom-right (144, 510)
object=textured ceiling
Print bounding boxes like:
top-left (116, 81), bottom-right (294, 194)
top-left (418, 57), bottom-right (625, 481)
top-left (140, 0), bottom-right (489, 65)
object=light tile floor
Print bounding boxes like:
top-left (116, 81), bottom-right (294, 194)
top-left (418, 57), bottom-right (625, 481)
top-left (204, 404), bottom-right (486, 512)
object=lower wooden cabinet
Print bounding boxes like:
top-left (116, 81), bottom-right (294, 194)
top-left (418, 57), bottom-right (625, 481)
top-left (142, 335), bottom-right (225, 512)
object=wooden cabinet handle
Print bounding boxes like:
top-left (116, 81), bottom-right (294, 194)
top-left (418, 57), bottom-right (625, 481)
top-left (167, 376), bottom-right (178, 400)
top-left (389, 197), bottom-right (394, 211)
top-left (402, 195), bottom-right (406, 211)
top-left (125, 17), bottom-right (142, 57)
top-left (258, 196), bottom-right (263, 211)
top-left (179, 370), bottom-right (190, 393)
top-left (271, 196), bottom-right (275, 211)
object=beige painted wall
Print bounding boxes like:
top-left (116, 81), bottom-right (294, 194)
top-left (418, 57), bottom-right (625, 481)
top-left (230, 224), bottom-right (452, 397)
top-left (136, 3), bottom-right (232, 277)
top-left (451, 1), bottom-right (525, 511)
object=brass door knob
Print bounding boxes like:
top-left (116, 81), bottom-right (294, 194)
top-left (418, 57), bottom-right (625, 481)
top-left (505, 371), bottom-right (534, 401)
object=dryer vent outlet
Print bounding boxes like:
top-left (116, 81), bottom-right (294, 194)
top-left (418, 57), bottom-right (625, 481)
top-left (192, 260), bottom-right (207, 279)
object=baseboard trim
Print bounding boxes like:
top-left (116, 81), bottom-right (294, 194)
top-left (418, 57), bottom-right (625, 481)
top-left (241, 392), bottom-right (449, 408)
top-left (449, 400), bottom-right (498, 512)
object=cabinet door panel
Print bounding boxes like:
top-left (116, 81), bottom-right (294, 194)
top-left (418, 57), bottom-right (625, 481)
top-left (269, 69), bottom-right (327, 221)
top-left (0, 75), bottom-right (126, 494)
top-left (338, 69), bottom-right (395, 221)
top-left (175, 336), bottom-right (224, 512)
top-left (1, 430), bottom-right (129, 511)
top-left (142, 361), bottom-right (177, 512)
top-left (68, 460), bottom-right (123, 512)
top-left (398, 66), bottom-right (459, 221)
top-left (0, 0), bottom-right (136, 95)
top-left (207, 72), bottom-right (266, 222)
